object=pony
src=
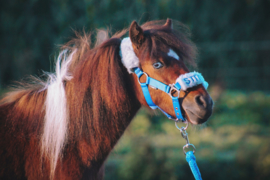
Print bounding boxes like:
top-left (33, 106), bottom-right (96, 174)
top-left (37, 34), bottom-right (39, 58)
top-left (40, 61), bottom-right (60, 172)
top-left (0, 19), bottom-right (213, 180)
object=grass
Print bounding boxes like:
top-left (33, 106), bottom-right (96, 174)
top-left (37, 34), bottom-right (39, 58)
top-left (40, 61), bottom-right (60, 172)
top-left (105, 90), bottom-right (270, 180)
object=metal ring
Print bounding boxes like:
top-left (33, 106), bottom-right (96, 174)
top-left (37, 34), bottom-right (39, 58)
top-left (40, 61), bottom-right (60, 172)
top-left (168, 84), bottom-right (180, 98)
top-left (183, 144), bottom-right (196, 154)
top-left (175, 120), bottom-right (188, 132)
top-left (137, 72), bottom-right (149, 85)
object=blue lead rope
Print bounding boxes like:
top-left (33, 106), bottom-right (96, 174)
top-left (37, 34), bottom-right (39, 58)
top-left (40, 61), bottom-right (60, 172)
top-left (186, 151), bottom-right (202, 180)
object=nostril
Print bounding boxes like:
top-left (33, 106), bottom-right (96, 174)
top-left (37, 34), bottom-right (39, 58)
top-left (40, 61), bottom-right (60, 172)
top-left (195, 95), bottom-right (207, 108)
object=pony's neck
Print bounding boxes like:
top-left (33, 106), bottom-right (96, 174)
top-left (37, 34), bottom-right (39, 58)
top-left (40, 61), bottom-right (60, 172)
top-left (65, 39), bottom-right (142, 168)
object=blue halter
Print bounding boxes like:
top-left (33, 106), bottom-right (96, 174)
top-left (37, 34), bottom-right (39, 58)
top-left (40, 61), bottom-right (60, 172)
top-left (119, 37), bottom-right (208, 122)
top-left (133, 67), bottom-right (185, 121)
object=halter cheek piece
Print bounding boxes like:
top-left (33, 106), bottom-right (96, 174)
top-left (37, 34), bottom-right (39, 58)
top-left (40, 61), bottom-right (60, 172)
top-left (120, 37), bottom-right (208, 122)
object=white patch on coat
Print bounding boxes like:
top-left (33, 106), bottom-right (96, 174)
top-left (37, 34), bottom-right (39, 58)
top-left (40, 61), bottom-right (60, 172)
top-left (120, 37), bottom-right (139, 73)
top-left (41, 49), bottom-right (76, 178)
top-left (167, 49), bottom-right (179, 60)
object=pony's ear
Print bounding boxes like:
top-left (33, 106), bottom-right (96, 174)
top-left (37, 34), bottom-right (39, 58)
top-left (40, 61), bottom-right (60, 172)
top-left (129, 21), bottom-right (145, 49)
top-left (163, 18), bottom-right (173, 29)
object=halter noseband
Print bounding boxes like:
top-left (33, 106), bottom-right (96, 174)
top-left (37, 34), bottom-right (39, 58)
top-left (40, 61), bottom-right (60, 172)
top-left (120, 37), bottom-right (208, 122)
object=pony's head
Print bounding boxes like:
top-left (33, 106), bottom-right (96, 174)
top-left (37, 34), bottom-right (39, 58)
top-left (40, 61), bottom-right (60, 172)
top-left (122, 19), bottom-right (213, 124)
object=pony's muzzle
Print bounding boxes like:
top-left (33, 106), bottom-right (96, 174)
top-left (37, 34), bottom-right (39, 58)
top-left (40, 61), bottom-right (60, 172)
top-left (183, 89), bottom-right (213, 124)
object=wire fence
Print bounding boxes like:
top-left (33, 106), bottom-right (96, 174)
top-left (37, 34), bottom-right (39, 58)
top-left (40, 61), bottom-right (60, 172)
top-left (196, 41), bottom-right (270, 92)
top-left (0, 41), bottom-right (270, 91)
top-left (200, 66), bottom-right (270, 91)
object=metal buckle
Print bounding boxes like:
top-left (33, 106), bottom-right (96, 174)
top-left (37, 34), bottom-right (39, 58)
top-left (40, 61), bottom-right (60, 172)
top-left (168, 84), bottom-right (180, 98)
top-left (149, 85), bottom-right (158, 90)
top-left (168, 116), bottom-right (179, 122)
top-left (175, 121), bottom-right (196, 154)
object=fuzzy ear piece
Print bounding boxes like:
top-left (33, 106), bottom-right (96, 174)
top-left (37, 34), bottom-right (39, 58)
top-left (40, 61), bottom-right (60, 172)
top-left (129, 21), bottom-right (145, 49)
top-left (163, 18), bottom-right (173, 29)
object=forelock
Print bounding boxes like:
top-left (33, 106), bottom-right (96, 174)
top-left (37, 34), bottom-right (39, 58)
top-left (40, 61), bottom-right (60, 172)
top-left (141, 20), bottom-right (197, 67)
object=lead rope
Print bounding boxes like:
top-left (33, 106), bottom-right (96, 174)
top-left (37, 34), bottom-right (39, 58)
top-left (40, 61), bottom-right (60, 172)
top-left (175, 121), bottom-right (202, 180)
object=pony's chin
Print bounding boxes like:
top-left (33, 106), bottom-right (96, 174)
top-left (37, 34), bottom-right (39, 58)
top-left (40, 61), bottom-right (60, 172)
top-left (184, 109), bottom-right (211, 125)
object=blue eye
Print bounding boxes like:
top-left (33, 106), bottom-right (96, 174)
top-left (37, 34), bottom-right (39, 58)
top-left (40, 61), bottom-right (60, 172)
top-left (153, 62), bottom-right (163, 69)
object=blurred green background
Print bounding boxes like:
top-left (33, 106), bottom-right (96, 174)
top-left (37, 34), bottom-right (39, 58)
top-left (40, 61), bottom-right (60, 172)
top-left (1, 0), bottom-right (270, 179)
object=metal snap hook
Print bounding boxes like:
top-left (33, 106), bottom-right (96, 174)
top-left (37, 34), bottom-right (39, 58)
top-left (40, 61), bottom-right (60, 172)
top-left (175, 121), bottom-right (196, 154)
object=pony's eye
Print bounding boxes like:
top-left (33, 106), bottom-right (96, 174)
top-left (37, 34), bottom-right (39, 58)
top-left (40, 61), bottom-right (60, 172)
top-left (152, 62), bottom-right (164, 69)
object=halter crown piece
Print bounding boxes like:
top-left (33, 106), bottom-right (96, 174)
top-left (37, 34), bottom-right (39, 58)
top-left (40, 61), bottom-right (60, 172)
top-left (120, 37), bottom-right (208, 122)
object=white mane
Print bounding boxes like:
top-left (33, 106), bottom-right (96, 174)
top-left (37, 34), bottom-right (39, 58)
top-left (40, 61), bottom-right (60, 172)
top-left (41, 49), bottom-right (75, 177)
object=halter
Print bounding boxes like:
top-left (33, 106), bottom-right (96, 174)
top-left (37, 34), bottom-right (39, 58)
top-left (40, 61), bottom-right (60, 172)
top-left (133, 67), bottom-right (209, 121)
top-left (120, 37), bottom-right (208, 122)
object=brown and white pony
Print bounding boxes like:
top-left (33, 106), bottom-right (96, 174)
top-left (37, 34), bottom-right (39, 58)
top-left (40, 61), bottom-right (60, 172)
top-left (0, 19), bottom-right (213, 180)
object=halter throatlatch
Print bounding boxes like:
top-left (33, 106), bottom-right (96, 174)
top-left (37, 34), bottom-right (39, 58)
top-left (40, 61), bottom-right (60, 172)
top-left (120, 37), bottom-right (208, 122)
